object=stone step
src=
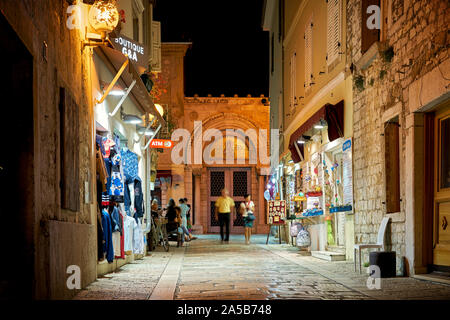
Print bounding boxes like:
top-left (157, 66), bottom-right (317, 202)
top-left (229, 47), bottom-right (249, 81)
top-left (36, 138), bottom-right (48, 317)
top-left (311, 250), bottom-right (346, 261)
top-left (326, 245), bottom-right (346, 254)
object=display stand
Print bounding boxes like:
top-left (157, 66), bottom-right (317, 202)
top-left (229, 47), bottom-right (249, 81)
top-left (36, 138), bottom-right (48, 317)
top-left (266, 224), bottom-right (285, 244)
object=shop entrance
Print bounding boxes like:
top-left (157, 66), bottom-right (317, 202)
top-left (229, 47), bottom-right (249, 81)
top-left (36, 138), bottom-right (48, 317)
top-left (207, 168), bottom-right (250, 234)
top-left (431, 101), bottom-right (450, 269)
top-left (0, 12), bottom-right (34, 298)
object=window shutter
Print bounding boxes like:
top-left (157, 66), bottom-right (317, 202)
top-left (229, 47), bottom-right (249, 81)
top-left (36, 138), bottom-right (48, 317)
top-left (290, 52), bottom-right (296, 109)
top-left (327, 0), bottom-right (341, 66)
top-left (304, 16), bottom-right (313, 88)
top-left (384, 122), bottom-right (400, 213)
top-left (361, 0), bottom-right (380, 53)
top-left (151, 21), bottom-right (161, 72)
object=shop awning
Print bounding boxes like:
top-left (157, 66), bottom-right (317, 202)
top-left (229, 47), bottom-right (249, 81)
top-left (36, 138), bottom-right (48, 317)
top-left (94, 45), bottom-right (165, 125)
top-left (288, 100), bottom-right (344, 163)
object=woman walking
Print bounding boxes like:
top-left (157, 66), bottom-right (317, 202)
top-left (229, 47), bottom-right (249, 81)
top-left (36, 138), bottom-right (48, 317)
top-left (242, 194), bottom-right (256, 245)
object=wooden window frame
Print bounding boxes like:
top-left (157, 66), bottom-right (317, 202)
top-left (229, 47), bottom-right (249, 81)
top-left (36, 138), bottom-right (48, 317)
top-left (384, 118), bottom-right (401, 214)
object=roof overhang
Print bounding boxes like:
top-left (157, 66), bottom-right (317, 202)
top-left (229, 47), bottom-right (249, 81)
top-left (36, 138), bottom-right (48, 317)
top-left (94, 45), bottom-right (165, 125)
top-left (288, 100), bottom-right (344, 163)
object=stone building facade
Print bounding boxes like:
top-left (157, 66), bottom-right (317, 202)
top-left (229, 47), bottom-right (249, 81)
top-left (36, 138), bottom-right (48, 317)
top-left (347, 0), bottom-right (450, 274)
top-left (0, 0), bottom-right (97, 299)
top-left (154, 44), bottom-right (271, 235)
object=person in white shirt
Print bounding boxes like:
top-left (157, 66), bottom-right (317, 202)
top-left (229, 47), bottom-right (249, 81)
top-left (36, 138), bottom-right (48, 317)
top-left (242, 194), bottom-right (256, 245)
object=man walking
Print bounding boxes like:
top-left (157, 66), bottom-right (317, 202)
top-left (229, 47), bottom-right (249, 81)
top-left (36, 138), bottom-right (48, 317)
top-left (214, 188), bottom-right (235, 243)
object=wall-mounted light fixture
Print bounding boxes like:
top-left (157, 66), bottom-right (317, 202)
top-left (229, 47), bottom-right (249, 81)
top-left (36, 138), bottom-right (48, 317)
top-left (88, 0), bottom-right (119, 38)
top-left (120, 107), bottom-right (142, 124)
top-left (314, 120), bottom-right (326, 129)
top-left (154, 103), bottom-right (164, 117)
top-left (83, 0), bottom-right (119, 49)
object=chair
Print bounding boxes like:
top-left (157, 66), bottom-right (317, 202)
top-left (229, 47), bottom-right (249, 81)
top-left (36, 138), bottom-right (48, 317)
top-left (354, 217), bottom-right (390, 273)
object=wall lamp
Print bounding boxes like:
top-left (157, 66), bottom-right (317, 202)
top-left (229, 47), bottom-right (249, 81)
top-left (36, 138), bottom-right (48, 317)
top-left (120, 108), bottom-right (142, 125)
top-left (83, 0), bottom-right (119, 49)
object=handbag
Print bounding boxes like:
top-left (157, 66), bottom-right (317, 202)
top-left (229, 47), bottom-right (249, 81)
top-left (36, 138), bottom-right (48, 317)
top-left (246, 212), bottom-right (256, 221)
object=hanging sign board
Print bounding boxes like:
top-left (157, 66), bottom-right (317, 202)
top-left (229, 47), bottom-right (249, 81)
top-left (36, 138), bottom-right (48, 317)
top-left (110, 33), bottom-right (148, 69)
top-left (149, 139), bottom-right (173, 149)
top-left (267, 200), bottom-right (286, 225)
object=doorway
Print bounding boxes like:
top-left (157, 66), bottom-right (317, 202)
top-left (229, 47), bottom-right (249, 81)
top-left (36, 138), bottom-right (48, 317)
top-left (208, 168), bottom-right (251, 234)
top-left (0, 12), bottom-right (34, 299)
top-left (432, 103), bottom-right (450, 269)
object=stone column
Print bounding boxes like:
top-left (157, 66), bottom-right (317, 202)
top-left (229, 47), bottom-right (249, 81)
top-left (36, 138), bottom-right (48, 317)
top-left (256, 170), bottom-right (269, 234)
top-left (192, 166), bottom-right (203, 234)
top-left (405, 113), bottom-right (426, 275)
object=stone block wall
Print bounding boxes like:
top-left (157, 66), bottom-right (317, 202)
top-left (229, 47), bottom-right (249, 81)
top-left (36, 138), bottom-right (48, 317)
top-left (0, 0), bottom-right (98, 298)
top-left (347, 0), bottom-right (449, 274)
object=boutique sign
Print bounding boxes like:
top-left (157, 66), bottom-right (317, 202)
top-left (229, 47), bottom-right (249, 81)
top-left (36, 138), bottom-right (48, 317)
top-left (110, 33), bottom-right (148, 69)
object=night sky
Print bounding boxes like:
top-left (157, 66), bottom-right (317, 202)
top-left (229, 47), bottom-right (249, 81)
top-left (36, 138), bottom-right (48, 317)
top-left (153, 0), bottom-right (269, 97)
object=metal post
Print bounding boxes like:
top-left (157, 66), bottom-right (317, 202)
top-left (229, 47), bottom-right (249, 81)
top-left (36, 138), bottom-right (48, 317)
top-left (108, 79), bottom-right (136, 116)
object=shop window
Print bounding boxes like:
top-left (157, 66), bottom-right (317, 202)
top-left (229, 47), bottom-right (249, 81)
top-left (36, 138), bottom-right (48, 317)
top-left (384, 119), bottom-right (400, 213)
top-left (326, 0), bottom-right (342, 66)
top-left (361, 0), bottom-right (381, 53)
top-left (59, 87), bottom-right (80, 212)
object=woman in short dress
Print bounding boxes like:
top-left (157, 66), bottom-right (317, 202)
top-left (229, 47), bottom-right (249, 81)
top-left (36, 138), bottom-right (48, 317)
top-left (243, 194), bottom-right (256, 245)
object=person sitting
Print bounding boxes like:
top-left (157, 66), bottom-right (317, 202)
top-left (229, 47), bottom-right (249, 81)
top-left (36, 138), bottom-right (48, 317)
top-left (179, 198), bottom-right (197, 241)
top-left (165, 199), bottom-right (185, 246)
top-left (151, 199), bottom-right (159, 219)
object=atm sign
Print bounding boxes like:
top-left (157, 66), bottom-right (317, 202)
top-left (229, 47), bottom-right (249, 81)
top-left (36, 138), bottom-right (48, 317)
top-left (149, 139), bottom-right (173, 149)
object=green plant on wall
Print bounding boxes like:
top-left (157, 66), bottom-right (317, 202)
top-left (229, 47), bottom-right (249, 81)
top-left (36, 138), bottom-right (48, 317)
top-left (354, 75), bottom-right (365, 91)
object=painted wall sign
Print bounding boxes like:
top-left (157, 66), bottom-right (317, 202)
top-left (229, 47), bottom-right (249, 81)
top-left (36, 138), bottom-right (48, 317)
top-left (149, 139), bottom-right (173, 149)
top-left (110, 33), bottom-right (148, 69)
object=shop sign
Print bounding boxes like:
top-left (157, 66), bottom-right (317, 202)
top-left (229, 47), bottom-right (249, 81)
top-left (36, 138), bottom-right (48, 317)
top-left (267, 200), bottom-right (286, 225)
top-left (110, 33), bottom-right (148, 69)
top-left (343, 139), bottom-right (352, 152)
top-left (149, 139), bottom-right (173, 149)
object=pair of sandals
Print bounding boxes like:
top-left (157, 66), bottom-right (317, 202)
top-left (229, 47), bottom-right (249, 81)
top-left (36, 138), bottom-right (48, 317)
top-left (185, 236), bottom-right (198, 242)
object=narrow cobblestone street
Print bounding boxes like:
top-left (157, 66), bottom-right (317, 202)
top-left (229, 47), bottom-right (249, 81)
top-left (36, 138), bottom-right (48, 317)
top-left (74, 235), bottom-right (450, 300)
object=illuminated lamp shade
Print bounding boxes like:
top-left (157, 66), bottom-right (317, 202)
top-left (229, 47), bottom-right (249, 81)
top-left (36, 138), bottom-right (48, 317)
top-left (88, 0), bottom-right (119, 34)
top-left (154, 103), bottom-right (164, 117)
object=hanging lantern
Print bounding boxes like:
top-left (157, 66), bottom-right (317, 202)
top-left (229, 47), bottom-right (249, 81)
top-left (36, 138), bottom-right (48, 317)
top-left (89, 0), bottom-right (119, 35)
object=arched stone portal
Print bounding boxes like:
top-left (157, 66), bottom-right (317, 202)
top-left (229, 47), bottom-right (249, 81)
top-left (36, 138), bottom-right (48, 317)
top-left (156, 96), bottom-right (270, 235)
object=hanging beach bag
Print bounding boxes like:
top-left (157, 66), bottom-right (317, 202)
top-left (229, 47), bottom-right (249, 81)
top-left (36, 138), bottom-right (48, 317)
top-left (296, 228), bottom-right (311, 247)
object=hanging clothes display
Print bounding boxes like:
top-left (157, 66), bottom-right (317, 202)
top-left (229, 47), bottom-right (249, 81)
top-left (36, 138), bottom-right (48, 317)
top-left (96, 134), bottom-right (106, 156)
top-left (124, 214), bottom-right (136, 255)
top-left (101, 209), bottom-right (114, 263)
top-left (123, 175), bottom-right (134, 215)
top-left (109, 149), bottom-right (124, 202)
top-left (134, 177), bottom-right (144, 220)
top-left (133, 219), bottom-right (144, 254)
top-left (116, 211), bottom-right (125, 259)
top-left (102, 136), bottom-right (116, 159)
top-left (97, 209), bottom-right (104, 261)
top-left (121, 148), bottom-right (139, 181)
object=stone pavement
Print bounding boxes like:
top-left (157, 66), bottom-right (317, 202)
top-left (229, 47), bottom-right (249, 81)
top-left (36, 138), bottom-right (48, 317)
top-left (74, 235), bottom-right (450, 300)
